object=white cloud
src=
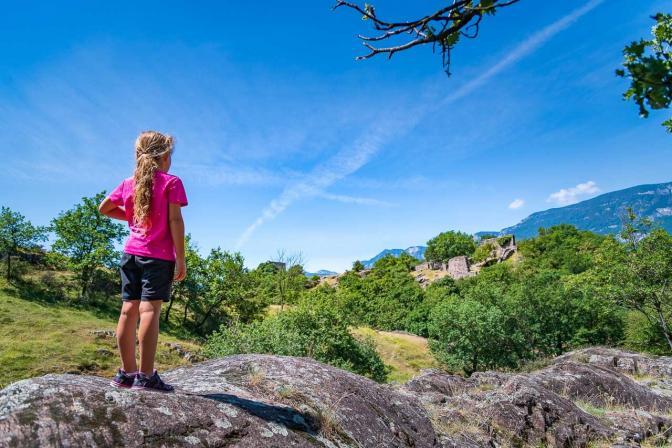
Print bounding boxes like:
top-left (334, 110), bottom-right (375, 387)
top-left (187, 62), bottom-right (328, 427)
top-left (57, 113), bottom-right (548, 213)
top-left (509, 198), bottom-right (525, 209)
top-left (236, 0), bottom-right (604, 247)
top-left (547, 181), bottom-right (600, 206)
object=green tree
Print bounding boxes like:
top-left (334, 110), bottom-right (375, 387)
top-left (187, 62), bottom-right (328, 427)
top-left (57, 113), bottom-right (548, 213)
top-left (518, 225), bottom-right (605, 274)
top-left (51, 192), bottom-right (126, 298)
top-left (404, 276), bottom-right (457, 337)
top-left (616, 13), bottom-right (672, 132)
top-left (428, 297), bottom-right (521, 375)
top-left (0, 206), bottom-right (47, 281)
top-left (338, 254), bottom-right (424, 331)
top-left (593, 229), bottom-right (672, 351)
top-left (191, 249), bottom-right (261, 335)
top-left (352, 260), bottom-right (365, 272)
top-left (429, 262), bottom-right (624, 373)
top-left (425, 230), bottom-right (476, 263)
top-left (254, 251), bottom-right (308, 311)
top-left (164, 235), bottom-right (206, 326)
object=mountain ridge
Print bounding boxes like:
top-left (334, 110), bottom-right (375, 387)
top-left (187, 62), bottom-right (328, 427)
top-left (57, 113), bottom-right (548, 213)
top-left (499, 181), bottom-right (672, 239)
top-left (312, 181), bottom-right (672, 273)
top-left (361, 246), bottom-right (427, 269)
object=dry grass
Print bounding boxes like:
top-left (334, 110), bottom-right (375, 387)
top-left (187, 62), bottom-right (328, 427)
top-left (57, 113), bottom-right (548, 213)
top-left (245, 365), bottom-right (266, 387)
top-left (410, 268), bottom-right (451, 284)
top-left (352, 327), bottom-right (438, 383)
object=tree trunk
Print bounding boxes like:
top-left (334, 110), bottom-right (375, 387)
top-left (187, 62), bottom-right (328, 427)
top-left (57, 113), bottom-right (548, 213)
top-left (655, 307), bottom-right (672, 352)
top-left (80, 268), bottom-right (91, 299)
top-left (6, 252), bottom-right (11, 282)
top-left (195, 300), bottom-right (224, 331)
top-left (182, 299), bottom-right (190, 327)
top-left (164, 297), bottom-right (174, 323)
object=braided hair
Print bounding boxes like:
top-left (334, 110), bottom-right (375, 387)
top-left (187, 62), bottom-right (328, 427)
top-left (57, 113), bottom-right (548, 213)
top-left (132, 130), bottom-right (174, 227)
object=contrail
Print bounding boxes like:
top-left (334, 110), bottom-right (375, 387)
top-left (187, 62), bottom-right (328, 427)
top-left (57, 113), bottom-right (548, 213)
top-left (440, 0), bottom-right (604, 105)
top-left (235, 115), bottom-right (417, 248)
top-left (317, 192), bottom-right (396, 207)
top-left (236, 0), bottom-right (602, 248)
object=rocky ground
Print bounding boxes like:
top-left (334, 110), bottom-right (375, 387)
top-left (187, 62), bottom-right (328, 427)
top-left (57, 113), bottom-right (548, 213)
top-left (1, 347), bottom-right (671, 447)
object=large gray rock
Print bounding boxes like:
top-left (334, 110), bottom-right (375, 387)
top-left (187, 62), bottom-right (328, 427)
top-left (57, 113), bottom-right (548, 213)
top-left (0, 354), bottom-right (437, 448)
top-left (3, 348), bottom-right (672, 447)
top-left (401, 348), bottom-right (672, 447)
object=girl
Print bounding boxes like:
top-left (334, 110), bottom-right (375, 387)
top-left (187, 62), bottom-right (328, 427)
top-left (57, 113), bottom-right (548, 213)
top-left (99, 130), bottom-right (188, 392)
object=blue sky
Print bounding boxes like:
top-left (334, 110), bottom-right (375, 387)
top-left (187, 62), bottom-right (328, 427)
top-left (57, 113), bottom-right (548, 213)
top-left (1, 0), bottom-right (671, 272)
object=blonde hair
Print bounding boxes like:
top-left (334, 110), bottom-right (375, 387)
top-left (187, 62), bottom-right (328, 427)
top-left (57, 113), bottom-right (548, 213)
top-left (133, 130), bottom-right (174, 227)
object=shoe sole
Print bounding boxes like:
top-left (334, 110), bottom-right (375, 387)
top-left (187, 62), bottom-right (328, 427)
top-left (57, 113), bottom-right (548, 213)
top-left (130, 385), bottom-right (174, 393)
top-left (109, 381), bottom-right (132, 389)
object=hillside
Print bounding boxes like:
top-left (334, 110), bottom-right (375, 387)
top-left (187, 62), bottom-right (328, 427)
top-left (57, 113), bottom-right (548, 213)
top-left (0, 283), bottom-right (201, 389)
top-left (500, 181), bottom-right (672, 239)
top-left (304, 269), bottom-right (338, 277)
top-left (352, 327), bottom-right (438, 382)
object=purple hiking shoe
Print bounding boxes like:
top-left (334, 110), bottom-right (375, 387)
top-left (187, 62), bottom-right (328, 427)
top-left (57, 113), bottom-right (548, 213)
top-left (131, 370), bottom-right (174, 393)
top-left (110, 369), bottom-right (136, 388)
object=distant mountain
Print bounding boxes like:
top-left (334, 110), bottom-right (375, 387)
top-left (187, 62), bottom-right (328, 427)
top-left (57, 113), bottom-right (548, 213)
top-left (305, 269), bottom-right (339, 278)
top-left (498, 181), bottom-right (672, 240)
top-left (361, 246), bottom-right (426, 268)
top-left (474, 231), bottom-right (500, 240)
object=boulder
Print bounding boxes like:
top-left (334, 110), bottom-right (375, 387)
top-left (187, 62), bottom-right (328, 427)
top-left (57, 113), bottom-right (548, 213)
top-left (553, 346), bottom-right (672, 379)
top-left (532, 361), bottom-right (672, 412)
top-left (3, 348), bottom-right (672, 447)
top-left (0, 354), bottom-right (438, 447)
top-left (403, 371), bottom-right (610, 447)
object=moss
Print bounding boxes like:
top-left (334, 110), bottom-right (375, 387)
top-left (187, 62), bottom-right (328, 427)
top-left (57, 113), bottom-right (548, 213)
top-left (15, 408), bottom-right (38, 427)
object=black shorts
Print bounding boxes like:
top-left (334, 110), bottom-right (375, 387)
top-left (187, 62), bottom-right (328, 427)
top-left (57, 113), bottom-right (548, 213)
top-left (120, 253), bottom-right (175, 302)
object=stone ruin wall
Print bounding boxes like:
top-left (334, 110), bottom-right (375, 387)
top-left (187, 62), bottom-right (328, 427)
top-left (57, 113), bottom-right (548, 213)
top-left (414, 235), bottom-right (517, 281)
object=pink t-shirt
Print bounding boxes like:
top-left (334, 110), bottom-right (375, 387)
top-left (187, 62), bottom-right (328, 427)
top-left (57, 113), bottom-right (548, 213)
top-left (107, 171), bottom-right (188, 261)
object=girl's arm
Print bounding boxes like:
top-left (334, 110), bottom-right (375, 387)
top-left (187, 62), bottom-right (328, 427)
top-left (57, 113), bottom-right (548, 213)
top-left (98, 198), bottom-right (127, 221)
top-left (169, 203), bottom-right (187, 281)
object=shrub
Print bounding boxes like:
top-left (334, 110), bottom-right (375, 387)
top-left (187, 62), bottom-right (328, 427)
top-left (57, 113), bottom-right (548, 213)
top-left (472, 242), bottom-right (496, 263)
top-left (623, 311), bottom-right (669, 355)
top-left (203, 300), bottom-right (389, 382)
top-left (496, 235), bottom-right (513, 247)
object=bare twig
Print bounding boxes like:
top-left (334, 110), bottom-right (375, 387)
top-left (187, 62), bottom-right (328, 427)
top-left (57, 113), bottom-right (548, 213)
top-left (334, 0), bottom-right (521, 74)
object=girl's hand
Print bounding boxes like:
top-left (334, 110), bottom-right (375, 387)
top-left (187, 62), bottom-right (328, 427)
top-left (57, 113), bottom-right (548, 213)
top-left (174, 259), bottom-right (187, 281)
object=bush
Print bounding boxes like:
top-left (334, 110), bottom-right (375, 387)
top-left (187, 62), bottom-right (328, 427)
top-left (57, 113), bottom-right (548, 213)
top-left (496, 235), bottom-right (513, 247)
top-left (472, 242), bottom-right (496, 263)
top-left (623, 311), bottom-right (670, 355)
top-left (203, 300), bottom-right (389, 382)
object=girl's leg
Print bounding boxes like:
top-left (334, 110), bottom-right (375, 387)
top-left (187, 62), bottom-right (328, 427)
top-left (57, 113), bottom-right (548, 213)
top-left (116, 301), bottom-right (140, 372)
top-left (138, 300), bottom-right (162, 375)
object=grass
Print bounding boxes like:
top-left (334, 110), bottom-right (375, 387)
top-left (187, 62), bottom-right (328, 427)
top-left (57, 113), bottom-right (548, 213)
top-left (410, 268), bottom-right (451, 284)
top-left (0, 280), bottom-right (201, 389)
top-left (574, 400), bottom-right (609, 419)
top-left (352, 326), bottom-right (438, 382)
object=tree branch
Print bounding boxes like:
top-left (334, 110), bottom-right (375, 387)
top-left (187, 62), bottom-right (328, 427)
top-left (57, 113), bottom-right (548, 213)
top-left (334, 0), bottom-right (521, 74)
